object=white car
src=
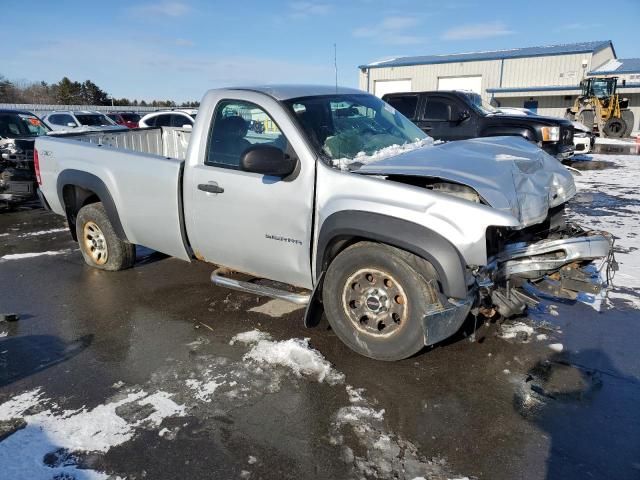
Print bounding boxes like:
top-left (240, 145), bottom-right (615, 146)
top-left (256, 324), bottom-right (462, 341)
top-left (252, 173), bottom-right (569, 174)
top-left (43, 111), bottom-right (126, 132)
top-left (139, 110), bottom-right (197, 129)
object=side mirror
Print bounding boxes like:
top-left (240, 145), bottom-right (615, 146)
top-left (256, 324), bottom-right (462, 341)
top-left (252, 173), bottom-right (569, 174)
top-left (240, 145), bottom-right (296, 177)
top-left (67, 122), bottom-right (76, 127)
top-left (457, 110), bottom-right (471, 122)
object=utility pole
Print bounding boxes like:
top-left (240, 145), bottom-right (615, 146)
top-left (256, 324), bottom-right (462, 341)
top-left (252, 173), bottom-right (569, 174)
top-left (334, 43), bottom-right (338, 92)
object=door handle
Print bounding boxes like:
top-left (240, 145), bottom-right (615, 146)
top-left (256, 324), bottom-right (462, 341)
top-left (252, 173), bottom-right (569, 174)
top-left (198, 183), bottom-right (224, 194)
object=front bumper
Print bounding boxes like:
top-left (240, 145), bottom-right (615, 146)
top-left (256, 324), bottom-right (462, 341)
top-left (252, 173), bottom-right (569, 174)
top-left (542, 142), bottom-right (575, 160)
top-left (573, 135), bottom-right (591, 154)
top-left (496, 230), bottom-right (612, 280)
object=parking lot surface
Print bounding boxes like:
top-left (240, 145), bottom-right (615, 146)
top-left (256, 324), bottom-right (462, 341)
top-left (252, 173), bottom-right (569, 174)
top-left (1, 154), bottom-right (639, 480)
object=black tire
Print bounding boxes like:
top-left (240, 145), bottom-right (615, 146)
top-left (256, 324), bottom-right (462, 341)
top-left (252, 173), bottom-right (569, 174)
top-left (75, 202), bottom-right (135, 271)
top-left (621, 110), bottom-right (635, 137)
top-left (602, 117), bottom-right (627, 138)
top-left (577, 110), bottom-right (594, 130)
top-left (322, 242), bottom-right (441, 361)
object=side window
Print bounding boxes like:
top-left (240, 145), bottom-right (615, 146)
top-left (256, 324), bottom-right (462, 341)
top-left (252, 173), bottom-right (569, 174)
top-left (423, 98), bottom-right (452, 121)
top-left (385, 95), bottom-right (419, 120)
top-left (144, 116), bottom-right (157, 127)
top-left (170, 114), bottom-right (191, 127)
top-left (206, 100), bottom-right (288, 169)
top-left (49, 114), bottom-right (75, 126)
top-left (154, 114), bottom-right (172, 127)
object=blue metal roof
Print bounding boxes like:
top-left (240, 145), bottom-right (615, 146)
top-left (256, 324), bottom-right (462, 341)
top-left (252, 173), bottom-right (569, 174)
top-left (360, 40), bottom-right (614, 69)
top-left (589, 58), bottom-right (640, 75)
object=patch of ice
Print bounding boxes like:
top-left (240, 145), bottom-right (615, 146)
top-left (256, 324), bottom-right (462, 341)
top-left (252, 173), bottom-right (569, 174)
top-left (0, 249), bottom-right (73, 261)
top-left (19, 227), bottom-right (67, 238)
top-left (244, 337), bottom-right (345, 385)
top-left (536, 334), bottom-right (548, 341)
top-left (499, 321), bottom-right (535, 342)
top-left (548, 343), bottom-right (564, 353)
top-left (185, 377), bottom-right (225, 402)
top-left (248, 455), bottom-right (257, 464)
top-left (332, 137), bottom-right (434, 171)
top-left (346, 385), bottom-right (366, 404)
top-left (0, 331), bottom-right (7, 337)
top-left (0, 388), bottom-right (185, 480)
top-left (229, 329), bottom-right (272, 345)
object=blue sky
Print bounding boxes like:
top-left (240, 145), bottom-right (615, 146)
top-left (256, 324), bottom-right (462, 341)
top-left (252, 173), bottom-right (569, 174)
top-left (2, 0), bottom-right (639, 102)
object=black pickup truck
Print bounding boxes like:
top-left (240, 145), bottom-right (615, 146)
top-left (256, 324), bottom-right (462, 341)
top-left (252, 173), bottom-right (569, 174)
top-left (0, 109), bottom-right (49, 207)
top-left (383, 90), bottom-right (575, 160)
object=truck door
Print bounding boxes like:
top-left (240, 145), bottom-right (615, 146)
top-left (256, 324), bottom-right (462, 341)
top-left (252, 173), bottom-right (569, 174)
top-left (183, 94), bottom-right (316, 290)
top-left (416, 95), bottom-right (476, 141)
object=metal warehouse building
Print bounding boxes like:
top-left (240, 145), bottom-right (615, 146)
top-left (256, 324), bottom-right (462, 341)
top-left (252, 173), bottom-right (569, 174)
top-left (359, 40), bottom-right (640, 132)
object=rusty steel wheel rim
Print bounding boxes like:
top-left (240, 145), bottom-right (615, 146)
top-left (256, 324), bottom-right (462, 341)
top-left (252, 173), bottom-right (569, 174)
top-left (83, 221), bottom-right (108, 265)
top-left (341, 268), bottom-right (408, 337)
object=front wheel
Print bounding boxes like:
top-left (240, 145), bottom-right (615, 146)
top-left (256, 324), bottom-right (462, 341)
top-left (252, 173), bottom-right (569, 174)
top-left (322, 242), bottom-right (441, 361)
top-left (75, 202), bottom-right (136, 271)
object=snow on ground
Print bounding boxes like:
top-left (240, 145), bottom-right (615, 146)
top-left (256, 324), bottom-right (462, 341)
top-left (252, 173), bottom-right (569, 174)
top-left (0, 388), bottom-right (185, 480)
top-left (243, 333), bottom-right (345, 385)
top-left (594, 137), bottom-right (636, 145)
top-left (18, 228), bottom-right (68, 238)
top-left (0, 249), bottom-right (73, 261)
top-left (568, 154), bottom-right (640, 309)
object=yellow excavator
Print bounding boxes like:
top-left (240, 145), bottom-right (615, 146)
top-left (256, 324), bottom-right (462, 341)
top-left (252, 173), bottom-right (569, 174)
top-left (566, 76), bottom-right (634, 138)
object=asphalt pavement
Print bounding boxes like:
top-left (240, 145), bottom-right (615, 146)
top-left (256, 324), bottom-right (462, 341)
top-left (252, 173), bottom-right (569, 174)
top-left (1, 158), bottom-right (639, 479)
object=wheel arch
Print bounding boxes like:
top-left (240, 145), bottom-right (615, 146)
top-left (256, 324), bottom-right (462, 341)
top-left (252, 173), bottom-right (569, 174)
top-left (57, 169), bottom-right (127, 242)
top-left (316, 211), bottom-right (469, 300)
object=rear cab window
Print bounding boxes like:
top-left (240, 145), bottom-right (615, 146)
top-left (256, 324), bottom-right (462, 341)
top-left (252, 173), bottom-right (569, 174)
top-left (384, 94), bottom-right (420, 120)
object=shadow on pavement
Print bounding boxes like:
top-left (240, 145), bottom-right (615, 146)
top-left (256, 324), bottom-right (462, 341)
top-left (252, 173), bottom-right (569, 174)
top-left (0, 334), bottom-right (93, 387)
top-left (514, 349), bottom-right (640, 479)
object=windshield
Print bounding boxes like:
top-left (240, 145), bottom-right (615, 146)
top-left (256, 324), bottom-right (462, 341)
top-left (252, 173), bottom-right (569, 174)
top-left (463, 92), bottom-right (498, 115)
top-left (284, 94), bottom-right (426, 161)
top-left (0, 112), bottom-right (49, 138)
top-left (75, 114), bottom-right (114, 126)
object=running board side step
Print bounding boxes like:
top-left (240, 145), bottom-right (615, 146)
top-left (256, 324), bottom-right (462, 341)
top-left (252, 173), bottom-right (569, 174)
top-left (210, 268), bottom-right (311, 305)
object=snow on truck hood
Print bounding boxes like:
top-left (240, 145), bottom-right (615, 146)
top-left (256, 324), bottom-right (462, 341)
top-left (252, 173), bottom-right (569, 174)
top-left (354, 136), bottom-right (576, 227)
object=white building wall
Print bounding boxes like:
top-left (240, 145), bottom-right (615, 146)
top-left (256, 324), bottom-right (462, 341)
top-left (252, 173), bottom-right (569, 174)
top-left (501, 53), bottom-right (592, 88)
top-left (360, 59), bottom-right (502, 101)
top-left (590, 45), bottom-right (616, 71)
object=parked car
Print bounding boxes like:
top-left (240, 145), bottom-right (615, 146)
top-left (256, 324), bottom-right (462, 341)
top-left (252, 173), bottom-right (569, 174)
top-left (106, 112), bottom-right (141, 129)
top-left (43, 111), bottom-right (126, 132)
top-left (36, 85), bottom-right (611, 361)
top-left (0, 109), bottom-right (49, 206)
top-left (139, 110), bottom-right (196, 128)
top-left (572, 121), bottom-right (595, 154)
top-left (383, 90), bottom-right (575, 160)
top-left (496, 107), bottom-right (595, 154)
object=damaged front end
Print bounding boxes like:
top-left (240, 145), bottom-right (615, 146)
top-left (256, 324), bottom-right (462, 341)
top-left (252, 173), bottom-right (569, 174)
top-left (479, 209), bottom-right (615, 318)
top-left (0, 138), bottom-right (37, 205)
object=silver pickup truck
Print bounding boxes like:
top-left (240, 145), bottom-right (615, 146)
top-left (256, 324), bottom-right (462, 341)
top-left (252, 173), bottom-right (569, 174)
top-left (35, 85), bottom-right (612, 361)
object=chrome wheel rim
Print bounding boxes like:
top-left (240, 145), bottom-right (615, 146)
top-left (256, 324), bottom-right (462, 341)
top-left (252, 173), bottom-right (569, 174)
top-left (83, 221), bottom-right (108, 265)
top-left (341, 268), bottom-right (408, 337)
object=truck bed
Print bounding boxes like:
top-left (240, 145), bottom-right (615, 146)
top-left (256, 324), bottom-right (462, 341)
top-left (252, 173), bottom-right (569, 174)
top-left (37, 127), bottom-right (192, 261)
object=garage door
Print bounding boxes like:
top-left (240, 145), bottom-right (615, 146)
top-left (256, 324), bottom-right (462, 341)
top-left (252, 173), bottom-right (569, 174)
top-left (437, 76), bottom-right (482, 94)
top-left (373, 79), bottom-right (412, 98)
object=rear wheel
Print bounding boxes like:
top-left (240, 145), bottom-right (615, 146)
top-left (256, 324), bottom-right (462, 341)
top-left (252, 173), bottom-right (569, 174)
top-left (322, 242), bottom-right (441, 361)
top-left (75, 202), bottom-right (135, 271)
top-left (602, 117), bottom-right (627, 138)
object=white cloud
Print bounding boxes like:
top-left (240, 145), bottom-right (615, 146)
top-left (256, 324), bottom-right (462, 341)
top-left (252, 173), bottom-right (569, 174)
top-left (442, 21), bottom-right (514, 40)
top-left (129, 1), bottom-right (191, 18)
top-left (352, 15), bottom-right (426, 45)
top-left (288, 1), bottom-right (332, 18)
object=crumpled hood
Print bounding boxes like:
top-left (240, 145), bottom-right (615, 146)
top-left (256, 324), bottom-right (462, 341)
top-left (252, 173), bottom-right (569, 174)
top-left (356, 136), bottom-right (576, 227)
